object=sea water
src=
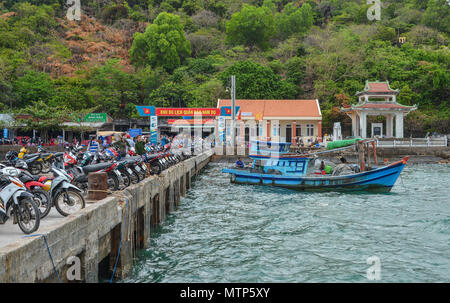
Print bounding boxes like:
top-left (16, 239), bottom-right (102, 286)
top-left (122, 163), bottom-right (450, 283)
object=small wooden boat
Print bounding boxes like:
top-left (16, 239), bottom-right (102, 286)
top-left (222, 140), bottom-right (409, 192)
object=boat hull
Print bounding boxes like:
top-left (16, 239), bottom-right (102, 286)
top-left (222, 158), bottom-right (408, 192)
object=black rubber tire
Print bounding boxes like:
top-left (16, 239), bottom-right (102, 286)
top-left (107, 172), bottom-right (120, 191)
top-left (130, 168), bottom-right (141, 184)
top-left (31, 188), bottom-right (52, 219)
top-left (137, 164), bottom-right (147, 179)
top-left (120, 169), bottom-right (131, 187)
top-left (28, 162), bottom-right (43, 175)
top-left (151, 163), bottom-right (162, 175)
top-left (54, 188), bottom-right (85, 217)
top-left (15, 197), bottom-right (40, 234)
top-left (41, 160), bottom-right (52, 174)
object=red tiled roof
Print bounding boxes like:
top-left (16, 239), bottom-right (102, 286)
top-left (367, 82), bottom-right (393, 92)
top-left (217, 99), bottom-right (321, 118)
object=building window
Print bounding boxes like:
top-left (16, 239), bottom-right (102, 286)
top-left (273, 125), bottom-right (279, 136)
top-left (296, 125), bottom-right (302, 137)
top-left (306, 124), bottom-right (314, 136)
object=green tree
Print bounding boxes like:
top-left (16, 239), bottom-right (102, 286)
top-left (147, 81), bottom-right (193, 108)
top-left (218, 60), bottom-right (297, 99)
top-left (276, 3), bottom-right (313, 39)
top-left (129, 12), bottom-right (191, 71)
top-left (13, 70), bottom-right (55, 108)
top-left (50, 77), bottom-right (93, 110)
top-left (422, 0), bottom-right (450, 34)
top-left (86, 60), bottom-right (139, 118)
top-left (191, 79), bottom-right (224, 107)
top-left (0, 77), bottom-right (13, 109)
top-left (225, 4), bottom-right (275, 50)
top-left (14, 100), bottom-right (66, 142)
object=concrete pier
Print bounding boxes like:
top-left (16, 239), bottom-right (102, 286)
top-left (0, 151), bottom-right (212, 283)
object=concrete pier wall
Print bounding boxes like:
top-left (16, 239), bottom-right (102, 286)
top-left (0, 151), bottom-right (212, 283)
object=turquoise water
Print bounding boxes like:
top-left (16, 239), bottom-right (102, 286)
top-left (123, 163), bottom-right (450, 283)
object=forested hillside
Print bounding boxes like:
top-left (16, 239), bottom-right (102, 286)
top-left (0, 0), bottom-right (448, 134)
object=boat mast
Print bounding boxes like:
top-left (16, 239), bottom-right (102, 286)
top-left (371, 141), bottom-right (378, 166)
top-left (358, 140), bottom-right (366, 171)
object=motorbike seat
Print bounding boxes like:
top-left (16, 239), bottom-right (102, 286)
top-left (54, 152), bottom-right (65, 157)
top-left (82, 162), bottom-right (112, 174)
top-left (23, 153), bottom-right (40, 159)
top-left (41, 153), bottom-right (52, 158)
top-left (25, 155), bottom-right (40, 163)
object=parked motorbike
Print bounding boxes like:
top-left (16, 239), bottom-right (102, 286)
top-left (70, 162), bottom-right (122, 196)
top-left (0, 166), bottom-right (40, 234)
top-left (5, 150), bottom-right (43, 175)
top-left (43, 164), bottom-right (86, 217)
top-left (17, 147), bottom-right (46, 174)
top-left (13, 161), bottom-right (52, 219)
top-left (37, 146), bottom-right (63, 173)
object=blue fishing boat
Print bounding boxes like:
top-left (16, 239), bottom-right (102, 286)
top-left (222, 140), bottom-right (409, 192)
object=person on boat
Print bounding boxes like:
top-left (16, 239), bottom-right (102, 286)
top-left (333, 156), bottom-right (353, 176)
top-left (318, 161), bottom-right (333, 175)
top-left (236, 157), bottom-right (244, 168)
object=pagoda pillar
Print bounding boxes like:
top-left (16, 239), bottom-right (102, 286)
top-left (351, 112), bottom-right (358, 137)
top-left (395, 113), bottom-right (404, 138)
top-left (359, 112), bottom-right (367, 139)
top-left (386, 114), bottom-right (394, 138)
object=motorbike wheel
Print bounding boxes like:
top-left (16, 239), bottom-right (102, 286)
top-left (138, 165), bottom-right (147, 179)
top-left (107, 173), bottom-right (120, 192)
top-left (41, 160), bottom-right (52, 174)
top-left (31, 188), bottom-right (52, 219)
top-left (54, 188), bottom-right (85, 217)
top-left (130, 168), bottom-right (141, 184)
top-left (119, 169), bottom-right (131, 188)
top-left (73, 181), bottom-right (88, 197)
top-left (15, 197), bottom-right (40, 234)
top-left (151, 163), bottom-right (162, 175)
top-left (29, 162), bottom-right (43, 175)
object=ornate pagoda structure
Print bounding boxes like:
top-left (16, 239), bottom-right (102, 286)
top-left (341, 81), bottom-right (417, 138)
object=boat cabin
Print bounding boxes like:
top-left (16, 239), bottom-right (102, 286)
top-left (249, 141), bottom-right (312, 176)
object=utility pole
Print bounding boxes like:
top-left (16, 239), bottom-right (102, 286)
top-left (231, 75), bottom-right (236, 150)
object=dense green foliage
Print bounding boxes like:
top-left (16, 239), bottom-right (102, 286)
top-left (225, 4), bottom-right (275, 49)
top-left (0, 0), bottom-right (448, 135)
top-left (130, 12), bottom-right (191, 70)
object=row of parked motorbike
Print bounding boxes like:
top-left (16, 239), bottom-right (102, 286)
top-left (0, 143), bottom-right (192, 234)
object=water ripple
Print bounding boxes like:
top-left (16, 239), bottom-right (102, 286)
top-left (122, 164), bottom-right (450, 283)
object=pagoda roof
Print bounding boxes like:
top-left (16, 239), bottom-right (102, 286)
top-left (356, 80), bottom-right (400, 96)
top-left (341, 101), bottom-right (417, 112)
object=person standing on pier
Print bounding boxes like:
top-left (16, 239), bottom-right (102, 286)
top-left (135, 135), bottom-right (145, 155)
